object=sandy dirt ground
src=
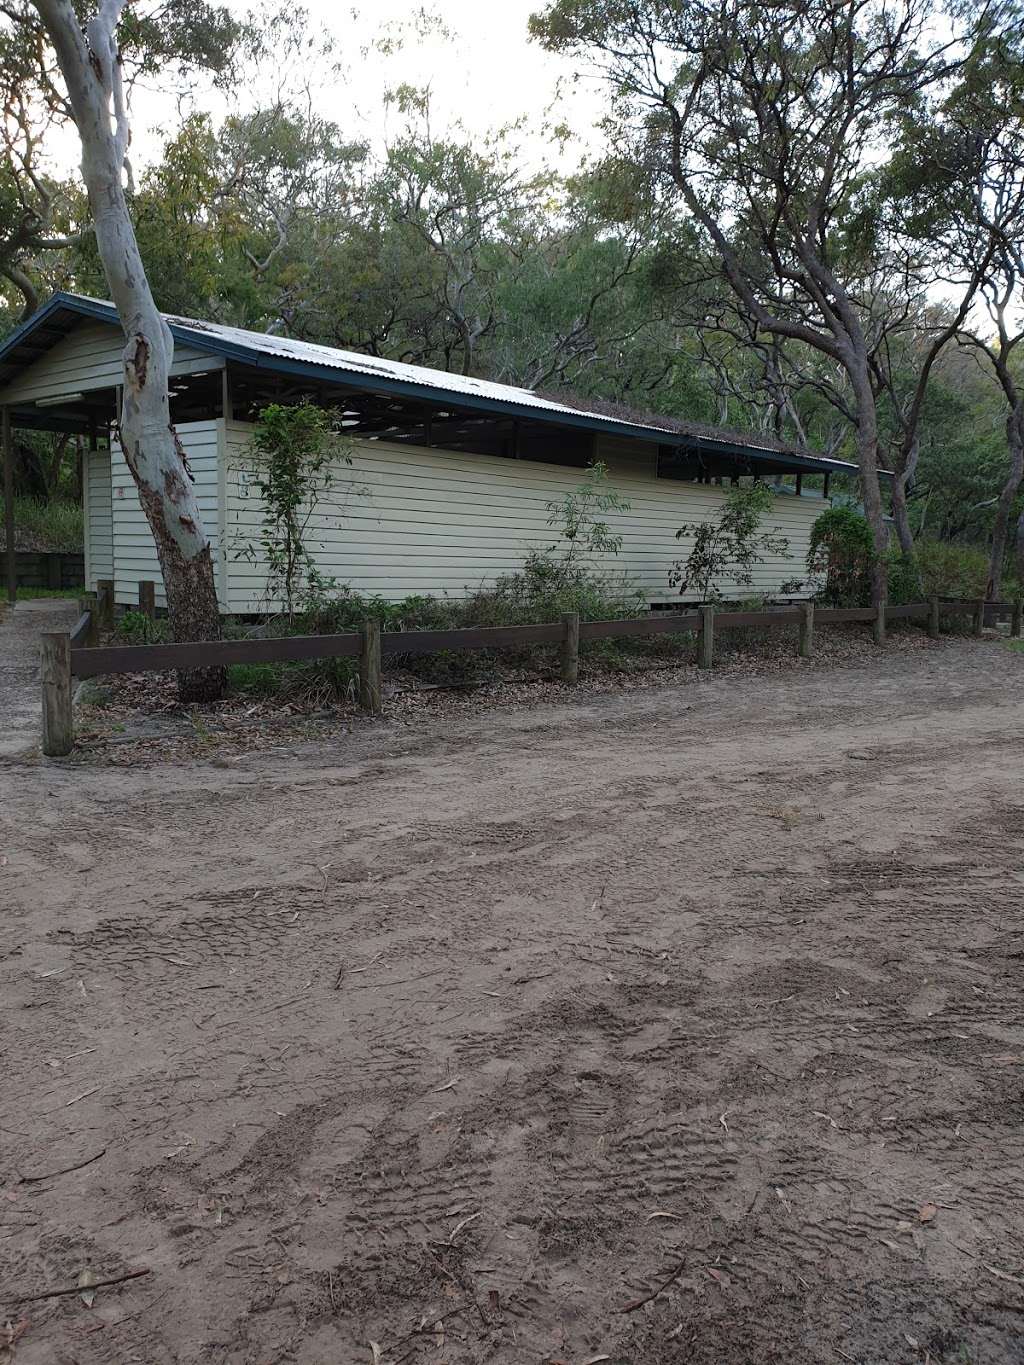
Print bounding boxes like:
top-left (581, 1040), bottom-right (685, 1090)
top-left (1, 637), bottom-right (1023, 1365)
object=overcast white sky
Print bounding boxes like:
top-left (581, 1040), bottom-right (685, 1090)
top-left (126, 0), bottom-right (607, 174)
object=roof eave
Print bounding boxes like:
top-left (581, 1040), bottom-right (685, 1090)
top-left (0, 294), bottom-right (889, 479)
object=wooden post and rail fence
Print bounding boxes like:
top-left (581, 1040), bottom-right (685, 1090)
top-left (38, 583), bottom-right (1024, 757)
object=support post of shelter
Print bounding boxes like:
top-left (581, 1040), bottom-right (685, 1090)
top-left (359, 619), bottom-right (382, 715)
top-left (40, 631), bottom-right (73, 757)
top-left (1012, 601), bottom-right (1022, 639)
top-left (798, 601), bottom-right (814, 659)
top-left (972, 598), bottom-right (985, 638)
top-left (139, 581), bottom-right (156, 619)
top-left (560, 611), bottom-right (579, 685)
top-left (698, 603), bottom-right (714, 669)
top-left (928, 595), bottom-right (940, 640)
top-left (97, 579), bottom-right (115, 631)
top-left (78, 597), bottom-right (100, 648)
top-left (872, 599), bottom-right (886, 648)
top-left (3, 406), bottom-right (15, 605)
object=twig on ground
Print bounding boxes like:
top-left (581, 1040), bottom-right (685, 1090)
top-left (13, 1267), bottom-right (152, 1304)
top-left (617, 1259), bottom-right (686, 1313)
top-left (20, 1147), bottom-right (107, 1182)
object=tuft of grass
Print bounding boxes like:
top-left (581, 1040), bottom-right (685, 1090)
top-left (1, 496), bottom-right (83, 551)
top-left (9, 585), bottom-right (84, 599)
top-left (1006, 639), bottom-right (1024, 653)
top-left (117, 610), bottom-right (170, 645)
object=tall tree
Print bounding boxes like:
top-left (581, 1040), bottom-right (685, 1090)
top-left (531, 0), bottom-right (1013, 598)
top-left (22, 0), bottom-right (242, 698)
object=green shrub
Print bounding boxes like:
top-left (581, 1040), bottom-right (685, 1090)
top-left (807, 506), bottom-right (876, 607)
top-left (882, 549), bottom-right (924, 606)
top-left (117, 610), bottom-right (170, 645)
top-left (913, 541), bottom-right (990, 599)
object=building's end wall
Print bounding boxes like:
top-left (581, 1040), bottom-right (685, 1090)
top-left (83, 445), bottom-right (113, 590)
top-left (110, 419), bottom-right (225, 609)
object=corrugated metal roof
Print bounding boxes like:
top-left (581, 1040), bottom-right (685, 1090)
top-left (0, 293), bottom-right (869, 476)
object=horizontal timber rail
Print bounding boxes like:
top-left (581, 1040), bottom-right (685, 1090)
top-left (38, 587), bottom-right (1023, 756)
top-left (71, 632), bottom-right (362, 679)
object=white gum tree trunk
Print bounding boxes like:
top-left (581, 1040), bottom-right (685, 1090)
top-left (32, 0), bottom-right (225, 701)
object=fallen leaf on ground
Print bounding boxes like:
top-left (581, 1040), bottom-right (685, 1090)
top-left (447, 1211), bottom-right (480, 1244)
top-left (432, 1077), bottom-right (460, 1093)
top-left (2, 1319), bottom-right (29, 1348)
top-left (645, 1211), bottom-right (684, 1223)
top-left (77, 1269), bottom-right (96, 1309)
top-left (917, 1203), bottom-right (937, 1223)
top-left (191, 1011), bottom-right (203, 1027)
top-left (706, 1268), bottom-right (731, 1286)
top-left (369, 1343), bottom-right (382, 1364)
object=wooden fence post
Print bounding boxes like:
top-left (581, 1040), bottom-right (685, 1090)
top-left (798, 601), bottom-right (814, 659)
top-left (40, 631), bottom-right (74, 756)
top-left (1013, 601), bottom-right (1023, 638)
top-left (97, 578), bottom-right (115, 631)
top-left (560, 611), bottom-right (580, 684)
top-left (928, 595), bottom-right (940, 639)
top-left (872, 598), bottom-right (886, 648)
top-left (972, 597), bottom-right (985, 638)
top-left (138, 580), bottom-right (156, 619)
top-left (78, 596), bottom-right (100, 648)
top-left (359, 619), bottom-right (382, 715)
top-left (47, 551), bottom-right (62, 591)
top-left (698, 603), bottom-right (714, 669)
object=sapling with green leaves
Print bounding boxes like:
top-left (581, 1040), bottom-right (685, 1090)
top-left (545, 461), bottom-right (630, 572)
top-left (670, 482), bottom-right (790, 601)
top-left (248, 401), bottom-right (351, 619)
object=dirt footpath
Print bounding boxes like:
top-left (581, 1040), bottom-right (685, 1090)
top-left (2, 639), bottom-right (1023, 1365)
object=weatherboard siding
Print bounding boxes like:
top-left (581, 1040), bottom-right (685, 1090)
top-left (110, 420), bottom-right (224, 609)
top-left (0, 321), bottom-right (220, 404)
top-left (83, 446), bottom-right (113, 589)
top-left (223, 423), bottom-right (823, 611)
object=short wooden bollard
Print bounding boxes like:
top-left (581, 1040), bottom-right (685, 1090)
top-left (40, 632), bottom-right (74, 757)
top-left (1013, 601), bottom-right (1023, 638)
top-left (697, 603), bottom-right (714, 669)
top-left (872, 598), bottom-right (886, 647)
top-left (560, 611), bottom-right (580, 684)
top-left (138, 580), bottom-right (156, 619)
top-left (798, 601), bottom-right (814, 659)
top-left (972, 597), bottom-right (985, 638)
top-left (97, 578), bottom-right (115, 630)
top-left (77, 597), bottom-right (100, 648)
top-left (359, 619), bottom-right (382, 715)
top-left (928, 595), bottom-right (940, 639)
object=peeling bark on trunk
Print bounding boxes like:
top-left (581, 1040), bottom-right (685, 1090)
top-left (32, 0), bottom-right (224, 703)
